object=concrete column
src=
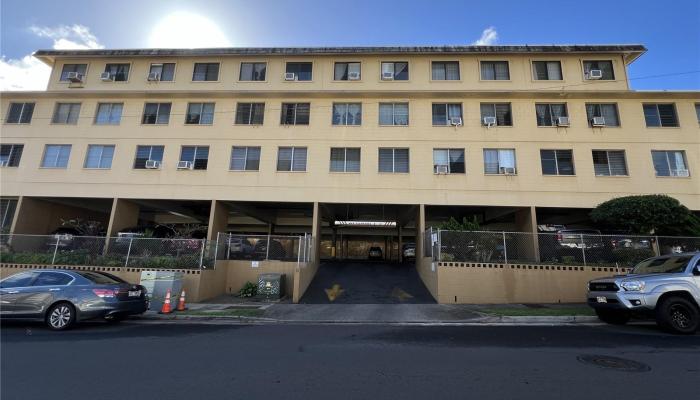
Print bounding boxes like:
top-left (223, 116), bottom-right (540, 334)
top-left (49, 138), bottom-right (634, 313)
top-left (207, 200), bottom-right (230, 241)
top-left (106, 199), bottom-right (140, 237)
top-left (311, 202), bottom-right (322, 263)
top-left (514, 206), bottom-right (539, 262)
top-left (416, 204), bottom-right (426, 260)
top-left (331, 227), bottom-right (337, 259)
top-left (397, 225), bottom-right (403, 263)
top-left (10, 197), bottom-right (52, 234)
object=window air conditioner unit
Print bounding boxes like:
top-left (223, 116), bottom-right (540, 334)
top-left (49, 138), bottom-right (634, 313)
top-left (672, 169), bottom-right (690, 177)
top-left (145, 160), bottom-right (161, 169)
top-left (591, 116), bottom-right (606, 127)
top-left (147, 72), bottom-right (160, 81)
top-left (588, 69), bottom-right (603, 79)
top-left (381, 71), bottom-right (394, 80)
top-left (100, 72), bottom-right (113, 81)
top-left (556, 116), bottom-right (570, 127)
top-left (66, 72), bottom-right (84, 83)
top-left (284, 72), bottom-right (296, 81)
top-left (435, 165), bottom-right (449, 174)
top-left (177, 160), bottom-right (193, 170)
top-left (348, 71), bottom-right (361, 80)
top-left (0, 160), bottom-right (8, 167)
top-left (483, 116), bottom-right (497, 126)
top-left (500, 166), bottom-right (516, 175)
top-left (449, 117), bottom-right (463, 126)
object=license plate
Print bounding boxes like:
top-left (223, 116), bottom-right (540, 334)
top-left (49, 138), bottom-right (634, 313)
top-left (128, 290), bottom-right (141, 297)
top-left (596, 296), bottom-right (607, 303)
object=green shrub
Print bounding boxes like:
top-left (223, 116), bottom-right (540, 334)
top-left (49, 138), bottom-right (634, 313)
top-left (239, 281), bottom-right (257, 298)
top-left (612, 248), bottom-right (656, 267)
top-left (0, 252), bottom-right (53, 265)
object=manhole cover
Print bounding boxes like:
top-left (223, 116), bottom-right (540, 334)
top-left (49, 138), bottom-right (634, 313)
top-left (576, 355), bottom-right (651, 372)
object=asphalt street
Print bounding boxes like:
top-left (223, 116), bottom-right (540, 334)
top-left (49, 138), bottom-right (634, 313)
top-left (1, 321), bottom-right (699, 400)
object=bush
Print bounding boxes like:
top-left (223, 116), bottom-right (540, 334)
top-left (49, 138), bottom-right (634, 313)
top-left (0, 252), bottom-right (53, 265)
top-left (612, 248), bottom-right (656, 267)
top-left (590, 195), bottom-right (700, 236)
top-left (239, 281), bottom-right (257, 298)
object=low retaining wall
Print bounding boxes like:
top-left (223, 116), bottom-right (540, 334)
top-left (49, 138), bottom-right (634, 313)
top-left (417, 257), bottom-right (439, 300)
top-left (435, 262), bottom-right (631, 304)
top-left (293, 260), bottom-right (319, 303)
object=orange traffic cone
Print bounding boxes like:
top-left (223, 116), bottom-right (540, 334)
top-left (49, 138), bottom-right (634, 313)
top-left (159, 289), bottom-right (172, 314)
top-left (176, 290), bottom-right (188, 311)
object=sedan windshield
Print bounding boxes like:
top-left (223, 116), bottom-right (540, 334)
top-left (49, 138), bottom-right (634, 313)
top-left (632, 255), bottom-right (693, 274)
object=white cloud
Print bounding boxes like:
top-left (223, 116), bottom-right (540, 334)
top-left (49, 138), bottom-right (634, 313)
top-left (0, 24), bottom-right (103, 91)
top-left (472, 27), bottom-right (498, 46)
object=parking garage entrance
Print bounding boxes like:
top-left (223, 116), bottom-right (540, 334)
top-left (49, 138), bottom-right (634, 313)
top-left (301, 203), bottom-right (435, 304)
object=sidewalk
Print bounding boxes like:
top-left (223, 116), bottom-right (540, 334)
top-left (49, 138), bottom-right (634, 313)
top-left (136, 302), bottom-right (600, 325)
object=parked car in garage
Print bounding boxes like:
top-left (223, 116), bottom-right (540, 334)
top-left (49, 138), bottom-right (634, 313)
top-left (538, 225), bottom-right (605, 262)
top-left (587, 252), bottom-right (700, 334)
top-left (0, 269), bottom-right (148, 330)
top-left (46, 227), bottom-right (82, 250)
top-left (227, 237), bottom-right (255, 259)
top-left (253, 239), bottom-right (286, 260)
top-left (402, 243), bottom-right (416, 259)
top-left (368, 246), bottom-right (383, 260)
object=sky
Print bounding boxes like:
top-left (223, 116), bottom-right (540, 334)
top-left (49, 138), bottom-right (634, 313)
top-left (1, 0), bottom-right (699, 91)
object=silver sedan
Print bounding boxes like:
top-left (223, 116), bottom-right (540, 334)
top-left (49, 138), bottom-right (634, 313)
top-left (0, 269), bottom-right (148, 330)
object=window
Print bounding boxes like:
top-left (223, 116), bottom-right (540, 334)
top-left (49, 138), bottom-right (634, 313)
top-left (94, 103), bottom-right (123, 125)
top-left (480, 103), bottom-right (512, 126)
top-left (0, 144), bottom-right (24, 167)
top-left (239, 62), bottom-right (266, 81)
top-left (285, 62), bottom-right (313, 81)
top-left (540, 149), bottom-right (574, 175)
top-left (592, 150), bottom-right (628, 176)
top-left (332, 103), bottom-right (362, 126)
top-left (142, 103), bottom-right (171, 124)
top-left (432, 103), bottom-right (463, 126)
top-left (149, 63), bottom-right (175, 81)
top-left (280, 103), bottom-right (310, 125)
top-left (185, 103), bottom-right (215, 125)
top-left (433, 149), bottom-right (465, 174)
top-left (5, 102), bottom-right (34, 124)
top-left (180, 146), bottom-right (209, 170)
top-left (1, 198), bottom-right (18, 233)
top-left (532, 61), bottom-right (562, 80)
top-left (59, 64), bottom-right (87, 81)
top-left (235, 103), bottom-right (265, 125)
top-left (583, 60), bottom-right (614, 80)
top-left (378, 103), bottom-right (409, 126)
top-left (134, 145), bottom-right (164, 169)
top-left (483, 149), bottom-right (516, 174)
top-left (33, 272), bottom-right (73, 286)
top-left (643, 104), bottom-right (679, 127)
top-left (330, 148), bottom-right (360, 172)
top-left (52, 103), bottom-right (81, 124)
top-left (84, 145), bottom-right (115, 169)
top-left (480, 61), bottom-right (510, 80)
top-left (334, 62), bottom-right (361, 80)
top-left (431, 61), bottom-right (460, 80)
top-left (585, 104), bottom-right (620, 127)
top-left (41, 145), bottom-right (71, 168)
top-left (0, 271), bottom-right (35, 288)
top-left (104, 63), bottom-right (130, 81)
top-left (230, 146), bottom-right (261, 171)
top-left (381, 62), bottom-right (409, 80)
top-left (277, 147), bottom-right (307, 172)
top-left (192, 63), bottom-right (219, 81)
top-left (652, 150), bottom-right (689, 177)
top-left (536, 103), bottom-right (569, 126)
top-left (378, 148), bottom-right (409, 173)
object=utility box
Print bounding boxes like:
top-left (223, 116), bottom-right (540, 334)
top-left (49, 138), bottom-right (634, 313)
top-left (140, 270), bottom-right (183, 311)
top-left (258, 273), bottom-right (284, 300)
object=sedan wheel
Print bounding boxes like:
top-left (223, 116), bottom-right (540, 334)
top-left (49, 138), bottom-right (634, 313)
top-left (46, 303), bottom-right (75, 331)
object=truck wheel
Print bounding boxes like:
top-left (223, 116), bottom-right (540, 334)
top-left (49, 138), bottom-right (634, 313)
top-left (655, 296), bottom-right (700, 334)
top-left (595, 309), bottom-right (630, 325)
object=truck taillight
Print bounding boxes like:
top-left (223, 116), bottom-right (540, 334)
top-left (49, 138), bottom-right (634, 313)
top-left (92, 289), bottom-right (116, 298)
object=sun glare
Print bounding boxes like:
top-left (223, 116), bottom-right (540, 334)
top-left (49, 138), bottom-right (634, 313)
top-left (148, 12), bottom-right (231, 48)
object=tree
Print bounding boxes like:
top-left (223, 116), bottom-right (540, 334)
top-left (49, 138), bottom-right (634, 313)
top-left (60, 218), bottom-right (105, 236)
top-left (437, 216), bottom-right (481, 231)
top-left (590, 195), bottom-right (700, 236)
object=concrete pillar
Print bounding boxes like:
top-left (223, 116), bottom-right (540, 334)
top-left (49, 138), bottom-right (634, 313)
top-left (331, 227), bottom-right (337, 259)
top-left (397, 225), bottom-right (403, 263)
top-left (10, 197), bottom-right (53, 234)
top-left (416, 204), bottom-right (426, 260)
top-left (106, 199), bottom-right (140, 237)
top-left (207, 200), bottom-right (230, 241)
top-left (515, 206), bottom-right (539, 262)
top-left (311, 202), bottom-right (322, 263)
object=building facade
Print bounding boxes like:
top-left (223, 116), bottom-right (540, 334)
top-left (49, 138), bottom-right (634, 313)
top-left (1, 45), bottom-right (699, 263)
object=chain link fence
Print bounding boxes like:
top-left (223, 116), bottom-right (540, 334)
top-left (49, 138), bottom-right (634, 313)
top-left (431, 230), bottom-right (700, 268)
top-left (0, 234), bottom-right (213, 269)
top-left (215, 233), bottom-right (313, 263)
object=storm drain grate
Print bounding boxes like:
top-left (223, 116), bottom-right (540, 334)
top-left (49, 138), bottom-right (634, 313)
top-left (576, 354), bottom-right (651, 372)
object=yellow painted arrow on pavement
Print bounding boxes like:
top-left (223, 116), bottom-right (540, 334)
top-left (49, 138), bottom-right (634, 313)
top-left (391, 287), bottom-right (414, 301)
top-left (325, 284), bottom-right (344, 302)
